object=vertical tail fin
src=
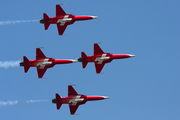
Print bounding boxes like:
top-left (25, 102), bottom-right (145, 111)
top-left (23, 56), bottom-right (30, 73)
top-left (56, 93), bottom-right (62, 110)
top-left (81, 52), bottom-right (88, 68)
top-left (43, 13), bottom-right (50, 30)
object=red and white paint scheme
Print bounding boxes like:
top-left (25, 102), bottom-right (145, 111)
top-left (40, 5), bottom-right (98, 35)
top-left (20, 48), bottom-right (77, 78)
top-left (78, 43), bottom-right (135, 73)
top-left (52, 85), bottom-right (109, 115)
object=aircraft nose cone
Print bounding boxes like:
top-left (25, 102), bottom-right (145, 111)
top-left (71, 60), bottom-right (78, 63)
top-left (129, 54), bottom-right (136, 57)
top-left (103, 96), bottom-right (110, 99)
top-left (91, 16), bottom-right (98, 19)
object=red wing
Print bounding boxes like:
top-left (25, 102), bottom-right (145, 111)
top-left (36, 48), bottom-right (46, 60)
top-left (94, 62), bottom-right (105, 73)
top-left (94, 44), bottom-right (104, 55)
top-left (56, 5), bottom-right (66, 17)
top-left (68, 86), bottom-right (78, 96)
top-left (57, 23), bottom-right (67, 35)
top-left (69, 104), bottom-right (79, 115)
top-left (37, 67), bottom-right (47, 78)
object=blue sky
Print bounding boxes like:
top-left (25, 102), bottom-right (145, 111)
top-left (0, 0), bottom-right (180, 120)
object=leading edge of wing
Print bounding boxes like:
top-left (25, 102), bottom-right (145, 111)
top-left (69, 104), bottom-right (79, 115)
top-left (94, 44), bottom-right (104, 55)
top-left (36, 48), bottom-right (46, 60)
top-left (56, 5), bottom-right (66, 17)
top-left (57, 23), bottom-right (67, 35)
top-left (37, 67), bottom-right (47, 78)
top-left (94, 62), bottom-right (105, 74)
top-left (68, 85), bottom-right (78, 96)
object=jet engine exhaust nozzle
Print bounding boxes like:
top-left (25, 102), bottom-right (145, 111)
top-left (40, 19), bottom-right (45, 24)
top-left (52, 99), bottom-right (57, 104)
top-left (78, 57), bottom-right (83, 62)
top-left (20, 62), bottom-right (25, 66)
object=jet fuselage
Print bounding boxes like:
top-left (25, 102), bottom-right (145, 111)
top-left (52, 95), bottom-right (109, 105)
top-left (78, 43), bottom-right (135, 73)
top-left (20, 48), bottom-right (77, 78)
top-left (79, 53), bottom-right (135, 64)
top-left (40, 14), bottom-right (97, 25)
top-left (40, 5), bottom-right (98, 35)
top-left (20, 58), bottom-right (76, 69)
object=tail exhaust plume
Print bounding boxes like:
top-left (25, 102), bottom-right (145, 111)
top-left (0, 61), bottom-right (21, 69)
top-left (0, 100), bottom-right (50, 107)
top-left (0, 19), bottom-right (39, 25)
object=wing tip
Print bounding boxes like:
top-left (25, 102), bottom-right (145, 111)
top-left (94, 42), bottom-right (103, 44)
top-left (56, 3), bottom-right (65, 6)
top-left (68, 84), bottom-right (77, 86)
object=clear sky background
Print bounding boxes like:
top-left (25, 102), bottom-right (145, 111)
top-left (0, 0), bottom-right (180, 120)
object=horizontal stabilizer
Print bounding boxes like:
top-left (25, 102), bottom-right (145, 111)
top-left (43, 13), bottom-right (50, 30)
top-left (43, 13), bottom-right (49, 20)
top-left (23, 56), bottom-right (30, 73)
top-left (81, 52), bottom-right (88, 68)
top-left (56, 94), bottom-right (62, 110)
top-left (44, 23), bottom-right (50, 30)
top-left (57, 102), bottom-right (62, 110)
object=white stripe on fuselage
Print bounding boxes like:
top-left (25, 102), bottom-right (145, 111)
top-left (95, 54), bottom-right (110, 64)
top-left (69, 95), bottom-right (84, 106)
top-left (37, 58), bottom-right (52, 69)
top-left (57, 15), bottom-right (72, 26)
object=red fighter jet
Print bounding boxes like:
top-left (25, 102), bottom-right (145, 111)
top-left (52, 85), bottom-right (109, 115)
top-left (78, 43), bottom-right (135, 73)
top-left (40, 5), bottom-right (98, 35)
top-left (20, 48), bottom-right (77, 78)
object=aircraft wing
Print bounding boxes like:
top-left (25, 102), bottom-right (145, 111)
top-left (36, 48), bottom-right (46, 60)
top-left (37, 67), bottom-right (47, 78)
top-left (57, 23), bottom-right (67, 35)
top-left (69, 104), bottom-right (79, 115)
top-left (94, 62), bottom-right (105, 73)
top-left (94, 44), bottom-right (104, 55)
top-left (68, 85), bottom-right (78, 96)
top-left (56, 5), bottom-right (66, 17)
